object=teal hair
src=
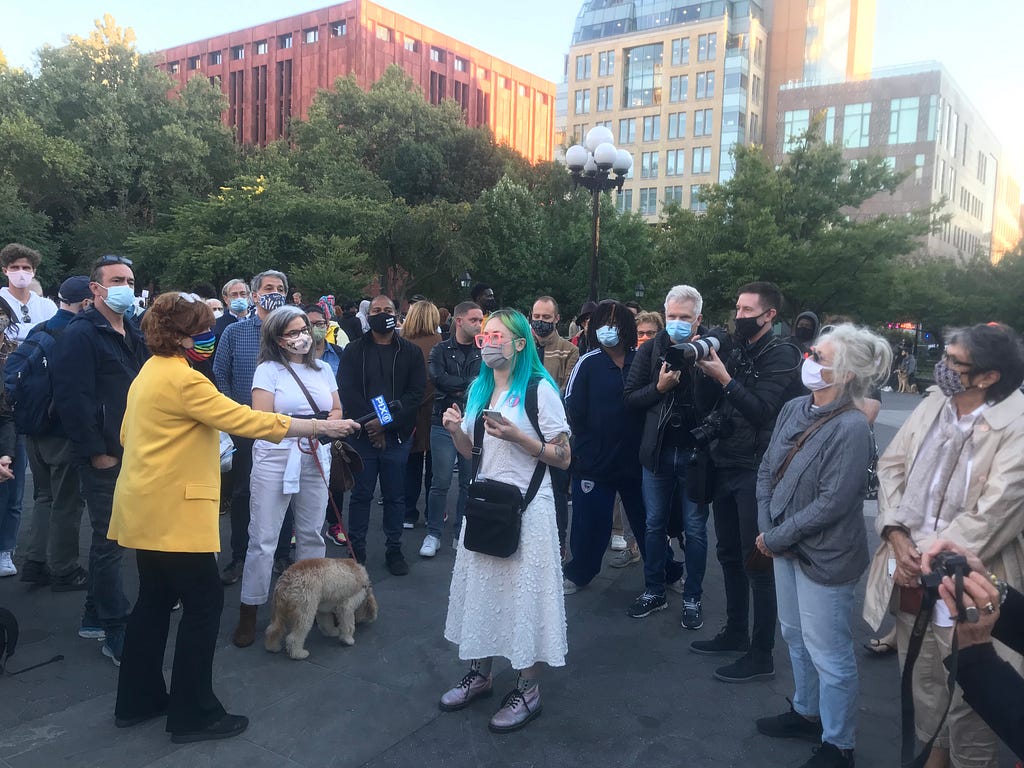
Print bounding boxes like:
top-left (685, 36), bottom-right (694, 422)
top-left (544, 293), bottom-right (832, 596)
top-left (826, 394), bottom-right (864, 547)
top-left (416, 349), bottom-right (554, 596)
top-left (465, 309), bottom-right (557, 422)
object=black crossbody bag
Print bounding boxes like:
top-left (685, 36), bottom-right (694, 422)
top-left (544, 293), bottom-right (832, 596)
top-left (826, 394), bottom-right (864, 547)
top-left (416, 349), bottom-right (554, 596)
top-left (464, 380), bottom-right (548, 558)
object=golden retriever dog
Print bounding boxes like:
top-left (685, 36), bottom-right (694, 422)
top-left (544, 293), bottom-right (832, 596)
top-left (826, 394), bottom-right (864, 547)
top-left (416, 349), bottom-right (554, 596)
top-left (264, 558), bottom-right (377, 660)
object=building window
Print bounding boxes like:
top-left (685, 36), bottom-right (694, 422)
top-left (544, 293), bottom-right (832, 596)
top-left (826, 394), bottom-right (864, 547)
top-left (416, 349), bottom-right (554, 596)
top-left (669, 75), bottom-right (688, 103)
top-left (667, 111), bottom-right (686, 139)
top-left (671, 38), bottom-right (690, 66)
top-left (597, 86), bottom-right (614, 112)
top-left (639, 187), bottom-right (658, 215)
top-left (231, 45), bottom-right (244, 61)
top-left (279, 34), bottom-right (293, 49)
top-left (598, 50), bottom-right (615, 77)
top-left (695, 71), bottom-right (715, 99)
top-left (574, 89), bottom-right (591, 114)
top-left (331, 21), bottom-right (347, 37)
top-left (694, 108), bottom-right (713, 137)
top-left (576, 54), bottom-right (592, 80)
top-left (208, 51), bottom-right (223, 65)
top-left (666, 149), bottom-right (684, 176)
top-left (616, 188), bottom-right (633, 213)
top-left (692, 146), bottom-right (712, 174)
top-left (168, 61), bottom-right (180, 74)
top-left (404, 38), bottom-right (419, 53)
top-left (255, 40), bottom-right (268, 55)
top-left (618, 118), bottom-right (636, 144)
top-left (303, 28), bottom-right (319, 44)
top-left (455, 57), bottom-right (468, 72)
top-left (823, 106), bottom-right (835, 143)
top-left (641, 151), bottom-right (659, 179)
top-left (642, 115), bottom-right (660, 141)
top-left (188, 56), bottom-right (201, 70)
top-left (888, 97), bottom-right (919, 145)
top-left (664, 185), bottom-right (684, 206)
top-left (783, 109), bottom-right (810, 148)
top-left (698, 33), bottom-right (717, 61)
top-left (690, 185), bottom-right (707, 212)
top-left (376, 26), bottom-right (392, 42)
top-left (843, 102), bottom-right (871, 148)
top-left (623, 43), bottom-right (664, 108)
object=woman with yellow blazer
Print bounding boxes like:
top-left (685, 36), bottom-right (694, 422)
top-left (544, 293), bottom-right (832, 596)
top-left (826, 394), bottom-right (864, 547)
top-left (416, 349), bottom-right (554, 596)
top-left (108, 292), bottom-right (359, 745)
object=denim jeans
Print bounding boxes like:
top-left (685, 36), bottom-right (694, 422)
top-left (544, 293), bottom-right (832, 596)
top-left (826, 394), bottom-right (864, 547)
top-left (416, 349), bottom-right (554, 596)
top-left (563, 474), bottom-right (645, 587)
top-left (775, 557), bottom-right (858, 750)
top-left (641, 446), bottom-right (709, 598)
top-left (80, 463), bottom-right (131, 633)
top-left (0, 434), bottom-right (27, 552)
top-left (426, 425), bottom-right (470, 541)
top-left (347, 433), bottom-right (411, 556)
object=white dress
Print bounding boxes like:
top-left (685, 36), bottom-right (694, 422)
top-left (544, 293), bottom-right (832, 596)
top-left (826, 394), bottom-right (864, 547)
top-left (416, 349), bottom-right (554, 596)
top-left (444, 380), bottom-right (570, 669)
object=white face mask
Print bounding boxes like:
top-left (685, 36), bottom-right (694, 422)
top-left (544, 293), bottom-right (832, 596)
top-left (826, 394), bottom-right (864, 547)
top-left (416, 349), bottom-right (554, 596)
top-left (801, 357), bottom-right (833, 392)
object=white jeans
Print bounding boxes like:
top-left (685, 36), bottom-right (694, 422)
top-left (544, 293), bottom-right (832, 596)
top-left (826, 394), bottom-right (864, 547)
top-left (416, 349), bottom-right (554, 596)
top-left (241, 443), bottom-right (329, 605)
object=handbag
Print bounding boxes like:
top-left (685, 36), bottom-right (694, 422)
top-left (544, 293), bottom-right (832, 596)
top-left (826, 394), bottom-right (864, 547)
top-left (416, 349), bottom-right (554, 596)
top-left (463, 381), bottom-right (548, 558)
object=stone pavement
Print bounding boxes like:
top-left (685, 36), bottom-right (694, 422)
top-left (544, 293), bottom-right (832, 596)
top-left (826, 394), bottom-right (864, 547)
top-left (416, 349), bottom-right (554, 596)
top-left (0, 393), bottom-right (1015, 767)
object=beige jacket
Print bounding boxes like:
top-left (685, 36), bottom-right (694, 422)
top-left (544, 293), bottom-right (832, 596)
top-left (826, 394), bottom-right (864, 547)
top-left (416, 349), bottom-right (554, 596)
top-left (863, 387), bottom-right (1024, 630)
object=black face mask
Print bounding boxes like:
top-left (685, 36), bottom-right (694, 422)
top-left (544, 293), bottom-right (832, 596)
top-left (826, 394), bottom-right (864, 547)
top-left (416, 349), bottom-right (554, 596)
top-left (531, 319), bottom-right (555, 338)
top-left (734, 312), bottom-right (768, 341)
top-left (794, 326), bottom-right (815, 342)
top-left (368, 313), bottom-right (396, 334)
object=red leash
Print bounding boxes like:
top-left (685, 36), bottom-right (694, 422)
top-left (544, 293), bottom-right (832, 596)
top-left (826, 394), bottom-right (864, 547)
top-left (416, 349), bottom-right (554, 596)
top-left (298, 437), bottom-right (356, 561)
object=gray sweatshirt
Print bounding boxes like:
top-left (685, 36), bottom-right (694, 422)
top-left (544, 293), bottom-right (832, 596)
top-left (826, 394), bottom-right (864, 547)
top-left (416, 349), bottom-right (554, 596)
top-left (756, 395), bottom-right (871, 585)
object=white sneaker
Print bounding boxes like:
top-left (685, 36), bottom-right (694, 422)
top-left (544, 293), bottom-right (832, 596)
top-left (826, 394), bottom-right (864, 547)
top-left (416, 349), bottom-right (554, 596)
top-left (562, 578), bottom-right (579, 595)
top-left (0, 551), bottom-right (16, 577)
top-left (419, 535), bottom-right (440, 558)
top-left (610, 535), bottom-right (627, 551)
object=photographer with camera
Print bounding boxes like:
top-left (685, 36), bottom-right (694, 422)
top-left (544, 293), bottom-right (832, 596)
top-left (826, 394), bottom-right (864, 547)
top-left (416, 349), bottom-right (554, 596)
top-left (863, 322), bottom-right (1024, 768)
top-left (622, 286), bottom-right (722, 623)
top-left (688, 282), bottom-right (802, 683)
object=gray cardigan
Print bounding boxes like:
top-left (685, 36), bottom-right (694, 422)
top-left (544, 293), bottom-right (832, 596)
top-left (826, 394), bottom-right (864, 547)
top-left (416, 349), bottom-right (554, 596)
top-left (756, 395), bottom-right (871, 585)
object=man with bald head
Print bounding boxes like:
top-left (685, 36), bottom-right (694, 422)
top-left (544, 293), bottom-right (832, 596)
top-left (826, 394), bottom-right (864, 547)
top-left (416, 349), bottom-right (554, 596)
top-left (339, 295), bottom-right (426, 575)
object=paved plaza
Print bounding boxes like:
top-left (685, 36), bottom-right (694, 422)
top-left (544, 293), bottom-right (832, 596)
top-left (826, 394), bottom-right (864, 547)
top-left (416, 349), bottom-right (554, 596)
top-left (0, 393), bottom-right (1016, 767)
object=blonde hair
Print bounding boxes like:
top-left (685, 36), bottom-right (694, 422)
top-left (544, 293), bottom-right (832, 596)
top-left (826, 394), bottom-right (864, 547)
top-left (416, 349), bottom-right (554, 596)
top-left (402, 300), bottom-right (441, 339)
top-left (817, 324), bottom-right (892, 401)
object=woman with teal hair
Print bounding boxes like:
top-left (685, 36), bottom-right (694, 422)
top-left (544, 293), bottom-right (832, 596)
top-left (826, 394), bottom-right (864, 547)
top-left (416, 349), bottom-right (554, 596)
top-left (437, 309), bottom-right (572, 733)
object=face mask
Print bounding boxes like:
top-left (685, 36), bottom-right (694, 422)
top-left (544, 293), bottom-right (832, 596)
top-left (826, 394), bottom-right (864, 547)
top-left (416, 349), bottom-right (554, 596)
top-left (7, 270), bottom-right (34, 289)
top-left (185, 330), bottom-right (216, 362)
top-left (666, 320), bottom-right (693, 343)
top-left (311, 325), bottom-right (328, 343)
top-left (101, 285), bottom-right (137, 315)
top-left (733, 312), bottom-right (767, 341)
top-left (229, 298), bottom-right (249, 314)
top-left (801, 357), bottom-right (833, 392)
top-left (596, 325), bottom-right (620, 348)
top-left (794, 326), bottom-right (815, 343)
top-left (368, 312), bottom-right (396, 334)
top-left (257, 292), bottom-right (286, 312)
top-left (481, 343), bottom-right (513, 369)
top-left (934, 358), bottom-right (970, 398)
top-left (531, 319), bottom-right (555, 338)
top-left (283, 331), bottom-right (313, 355)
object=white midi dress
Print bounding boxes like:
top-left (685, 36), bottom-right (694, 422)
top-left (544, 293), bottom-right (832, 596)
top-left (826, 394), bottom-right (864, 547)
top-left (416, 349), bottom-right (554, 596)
top-left (444, 380), bottom-right (570, 669)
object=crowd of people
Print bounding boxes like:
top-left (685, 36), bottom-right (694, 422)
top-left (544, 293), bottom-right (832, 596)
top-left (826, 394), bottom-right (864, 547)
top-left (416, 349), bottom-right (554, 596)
top-left (0, 241), bottom-right (1021, 767)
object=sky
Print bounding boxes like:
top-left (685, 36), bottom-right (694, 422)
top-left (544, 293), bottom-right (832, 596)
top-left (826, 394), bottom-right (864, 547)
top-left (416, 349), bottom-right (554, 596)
top-left (2, 0), bottom-right (1022, 180)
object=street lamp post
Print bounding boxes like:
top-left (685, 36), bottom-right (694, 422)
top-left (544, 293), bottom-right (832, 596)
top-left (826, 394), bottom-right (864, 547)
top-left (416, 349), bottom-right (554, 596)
top-left (566, 127), bottom-right (633, 302)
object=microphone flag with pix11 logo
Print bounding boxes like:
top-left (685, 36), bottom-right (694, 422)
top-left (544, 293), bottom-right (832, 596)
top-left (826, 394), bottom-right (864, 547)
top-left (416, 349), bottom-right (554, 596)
top-left (371, 395), bottom-right (394, 426)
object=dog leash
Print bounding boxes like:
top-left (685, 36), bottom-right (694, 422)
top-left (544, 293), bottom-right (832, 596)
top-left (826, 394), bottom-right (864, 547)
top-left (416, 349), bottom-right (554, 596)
top-left (298, 436), bottom-right (357, 561)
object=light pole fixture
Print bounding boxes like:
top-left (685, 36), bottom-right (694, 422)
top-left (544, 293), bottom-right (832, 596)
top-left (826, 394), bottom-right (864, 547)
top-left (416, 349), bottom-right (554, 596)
top-left (566, 126), bottom-right (633, 302)
top-left (634, 281), bottom-right (645, 300)
top-left (459, 271), bottom-right (472, 290)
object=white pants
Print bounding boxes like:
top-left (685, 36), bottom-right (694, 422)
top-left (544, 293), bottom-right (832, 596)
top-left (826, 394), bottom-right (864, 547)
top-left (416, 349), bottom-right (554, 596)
top-left (241, 443), bottom-right (330, 605)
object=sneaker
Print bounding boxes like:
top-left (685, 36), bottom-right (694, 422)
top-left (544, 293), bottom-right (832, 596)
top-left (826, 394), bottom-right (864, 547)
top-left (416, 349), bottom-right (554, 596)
top-left (799, 743), bottom-right (855, 768)
top-left (402, 521), bottom-right (415, 529)
top-left (220, 559), bottom-right (244, 586)
top-left (102, 630), bottom-right (125, 667)
top-left (714, 651), bottom-right (775, 683)
top-left (668, 578), bottom-right (685, 595)
top-left (627, 592), bottom-right (667, 618)
top-left (19, 559), bottom-right (50, 584)
top-left (78, 625), bottom-right (106, 640)
top-left (756, 702), bottom-right (824, 743)
top-left (419, 535), bottom-right (440, 558)
top-left (326, 524), bottom-right (348, 546)
top-left (680, 598), bottom-right (704, 630)
top-left (610, 535), bottom-right (628, 551)
top-left (0, 551), bottom-right (17, 577)
top-left (488, 684), bottom-right (542, 733)
top-left (439, 669), bottom-right (493, 712)
top-left (385, 550), bottom-right (409, 576)
top-left (690, 627), bottom-right (751, 656)
top-left (562, 578), bottom-right (579, 595)
top-left (51, 566), bottom-right (89, 592)
top-left (609, 546), bottom-right (641, 568)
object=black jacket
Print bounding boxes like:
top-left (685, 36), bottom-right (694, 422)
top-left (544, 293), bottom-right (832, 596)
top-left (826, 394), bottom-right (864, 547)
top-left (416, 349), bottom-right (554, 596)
top-left (624, 329), bottom-right (720, 472)
top-left (338, 331), bottom-right (426, 440)
top-left (52, 308), bottom-right (149, 462)
top-left (706, 331), bottom-right (803, 473)
top-left (428, 335), bottom-right (482, 426)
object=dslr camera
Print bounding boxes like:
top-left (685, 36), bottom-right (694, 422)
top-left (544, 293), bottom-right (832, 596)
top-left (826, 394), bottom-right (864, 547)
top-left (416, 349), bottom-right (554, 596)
top-left (920, 551), bottom-right (976, 623)
top-left (662, 328), bottom-right (733, 372)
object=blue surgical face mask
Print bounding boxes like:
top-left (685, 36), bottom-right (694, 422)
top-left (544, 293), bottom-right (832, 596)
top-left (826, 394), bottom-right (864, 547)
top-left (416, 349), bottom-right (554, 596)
top-left (101, 285), bottom-right (136, 315)
top-left (229, 297), bottom-right (249, 314)
top-left (666, 320), bottom-right (693, 343)
top-left (596, 325), bottom-right (620, 348)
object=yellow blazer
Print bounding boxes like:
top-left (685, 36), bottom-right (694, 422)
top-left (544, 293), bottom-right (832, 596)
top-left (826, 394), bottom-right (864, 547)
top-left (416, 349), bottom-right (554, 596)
top-left (109, 355), bottom-right (291, 553)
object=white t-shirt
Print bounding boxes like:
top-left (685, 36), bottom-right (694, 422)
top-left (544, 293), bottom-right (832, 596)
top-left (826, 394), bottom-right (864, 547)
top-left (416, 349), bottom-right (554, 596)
top-left (252, 360), bottom-right (337, 448)
top-left (1, 287), bottom-right (58, 342)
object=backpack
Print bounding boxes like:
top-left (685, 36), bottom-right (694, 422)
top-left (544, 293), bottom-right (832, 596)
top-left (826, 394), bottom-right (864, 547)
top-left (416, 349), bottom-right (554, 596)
top-left (4, 325), bottom-right (63, 436)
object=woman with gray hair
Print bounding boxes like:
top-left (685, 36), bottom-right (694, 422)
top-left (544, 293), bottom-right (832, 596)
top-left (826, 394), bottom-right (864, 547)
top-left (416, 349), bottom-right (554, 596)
top-left (232, 306), bottom-right (360, 647)
top-left (752, 324), bottom-right (891, 768)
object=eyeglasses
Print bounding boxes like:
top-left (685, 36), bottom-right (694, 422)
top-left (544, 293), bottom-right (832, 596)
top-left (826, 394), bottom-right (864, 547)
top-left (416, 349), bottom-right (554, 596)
top-left (636, 329), bottom-right (657, 338)
top-left (280, 328), bottom-right (311, 340)
top-left (97, 255), bottom-right (133, 266)
top-left (19, 304), bottom-right (30, 323)
top-left (474, 332), bottom-right (515, 349)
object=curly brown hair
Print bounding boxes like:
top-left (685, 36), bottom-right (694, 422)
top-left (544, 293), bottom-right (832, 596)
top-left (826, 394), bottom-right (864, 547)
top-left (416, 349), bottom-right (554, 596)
top-left (141, 292), bottom-right (215, 356)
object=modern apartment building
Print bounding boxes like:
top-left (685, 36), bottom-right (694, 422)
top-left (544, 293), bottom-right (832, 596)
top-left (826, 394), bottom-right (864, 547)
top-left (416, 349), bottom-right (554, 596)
top-left (153, 0), bottom-right (556, 162)
top-left (775, 63), bottom-right (1002, 262)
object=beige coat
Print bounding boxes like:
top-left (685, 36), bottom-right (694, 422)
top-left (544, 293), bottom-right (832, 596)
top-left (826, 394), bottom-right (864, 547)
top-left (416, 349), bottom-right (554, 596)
top-left (863, 387), bottom-right (1024, 630)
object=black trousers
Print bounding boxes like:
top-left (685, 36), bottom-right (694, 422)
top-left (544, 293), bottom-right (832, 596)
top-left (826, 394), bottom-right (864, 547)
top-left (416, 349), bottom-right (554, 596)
top-left (712, 468), bottom-right (776, 655)
top-left (116, 550), bottom-right (227, 734)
